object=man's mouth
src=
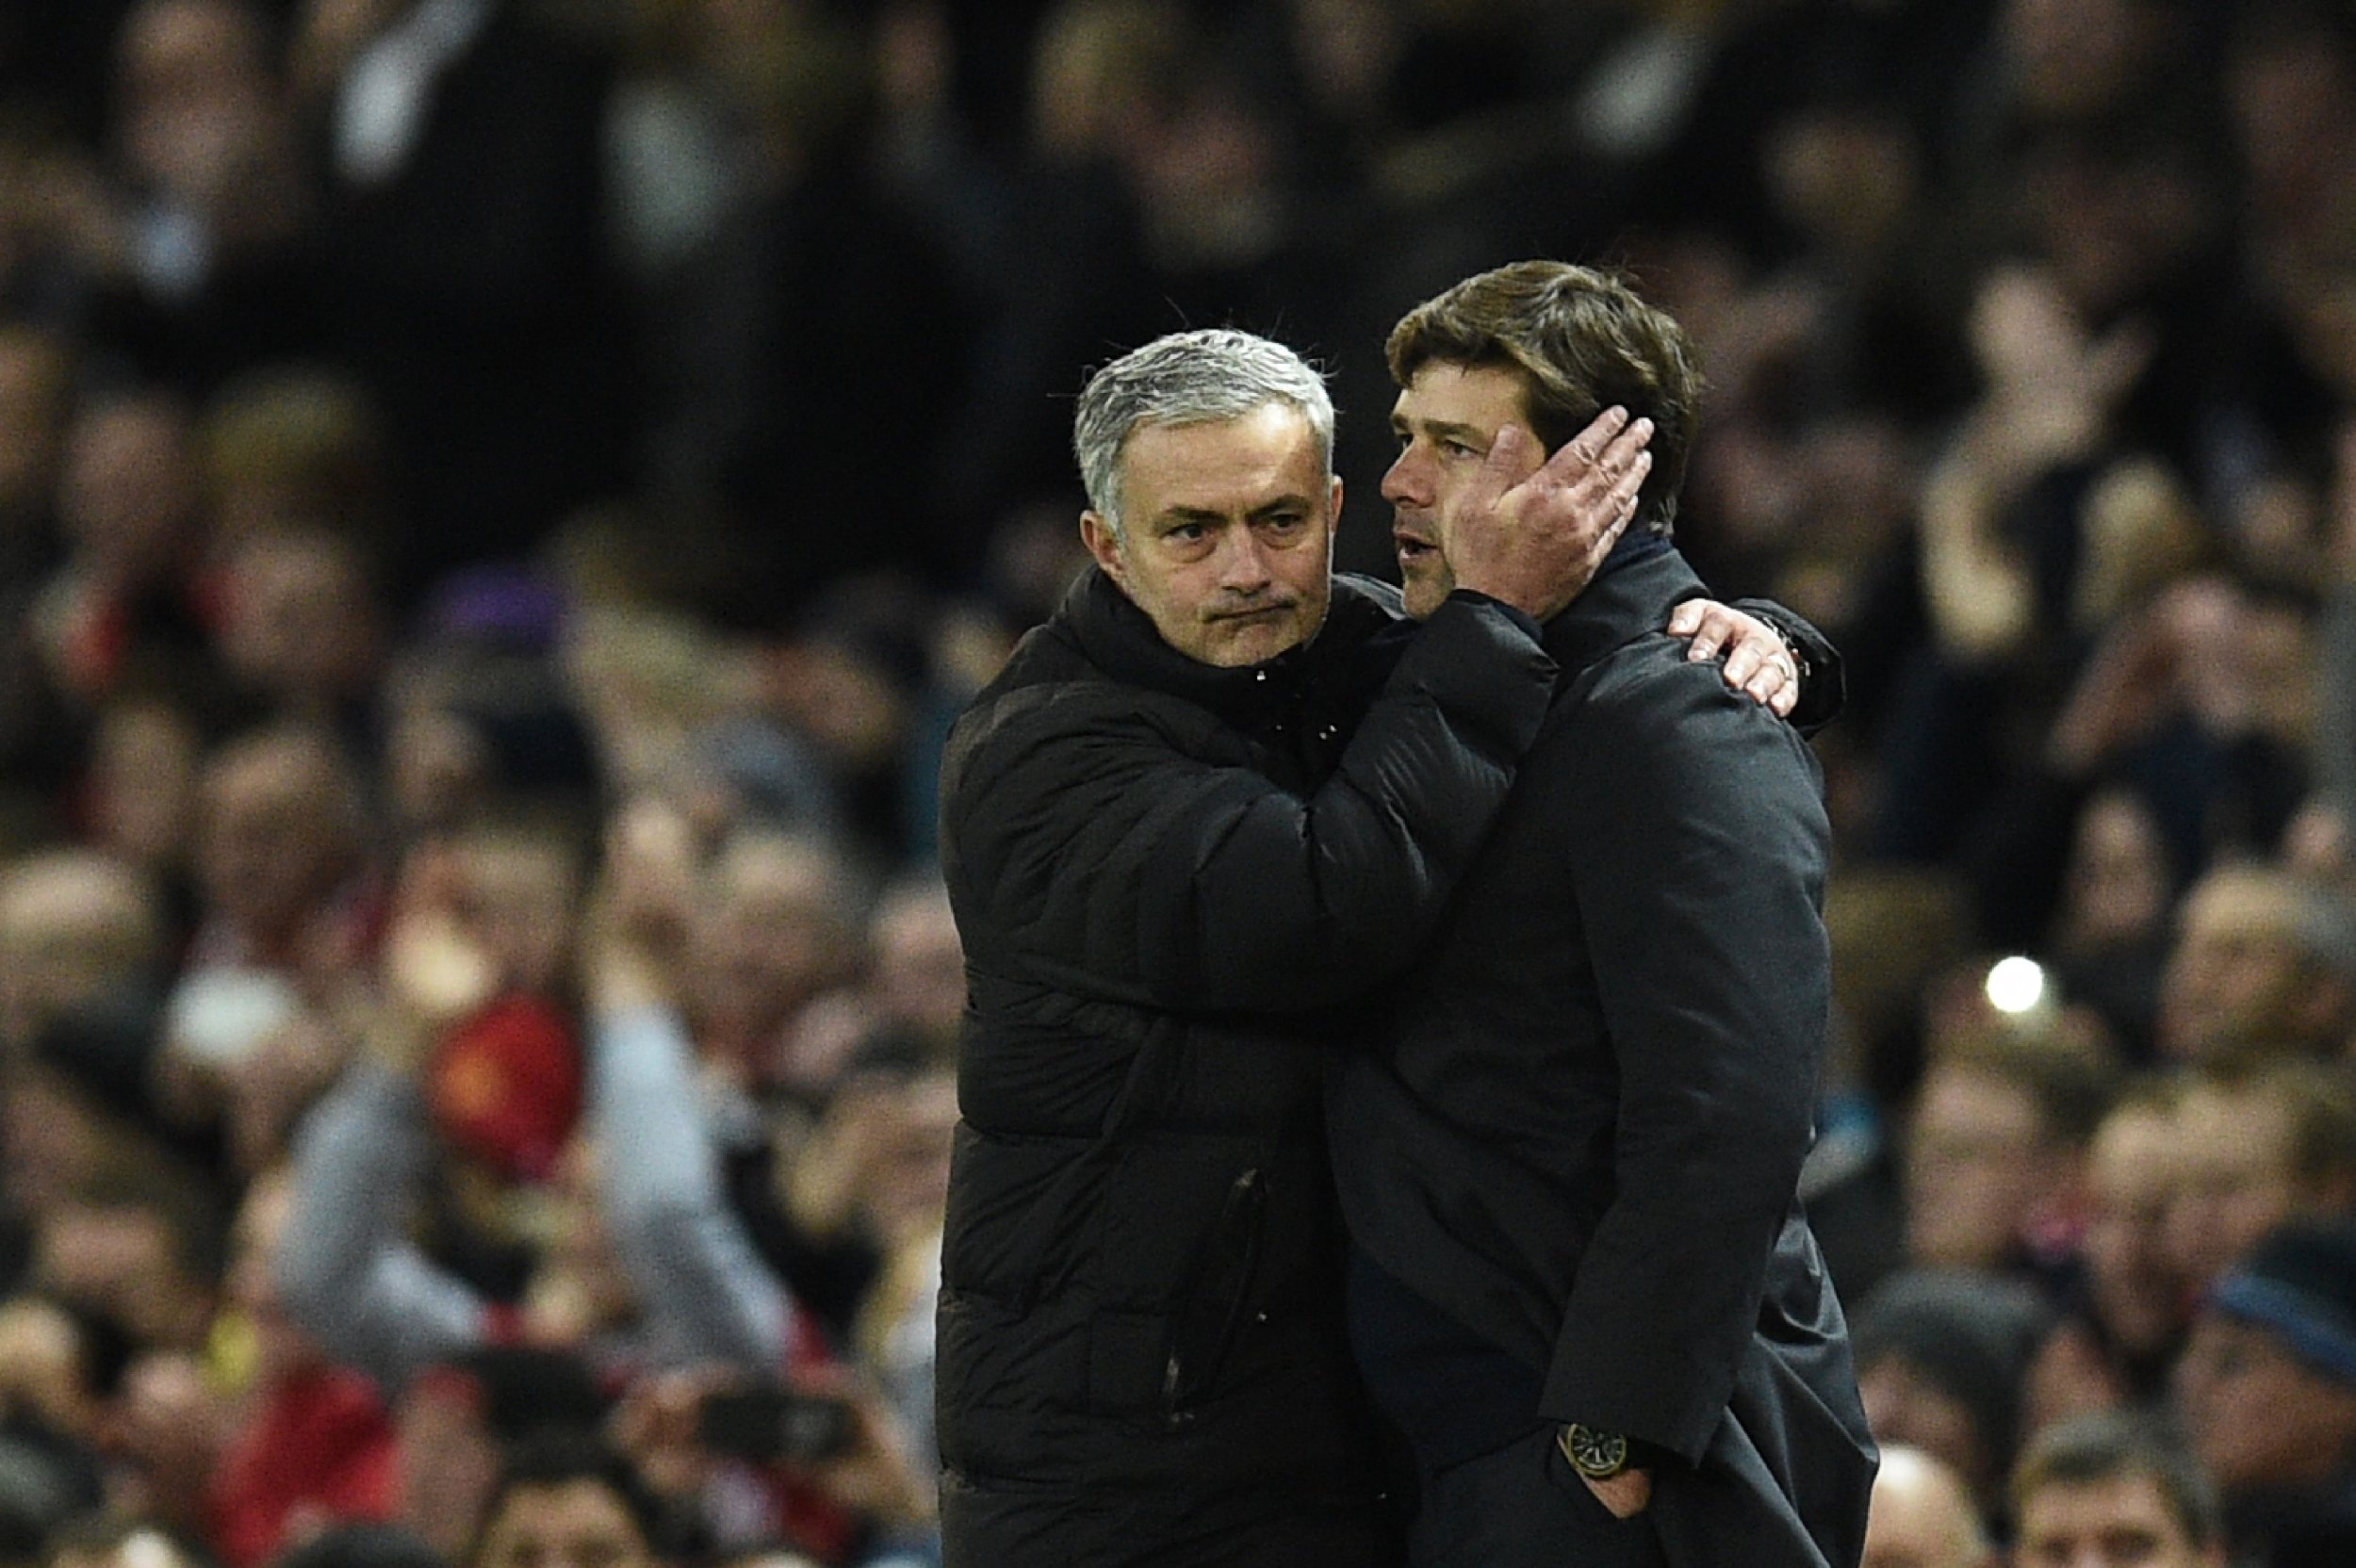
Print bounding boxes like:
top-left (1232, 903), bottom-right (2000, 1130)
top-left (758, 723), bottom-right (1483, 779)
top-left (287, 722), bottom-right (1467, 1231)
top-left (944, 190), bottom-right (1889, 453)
top-left (1209, 602), bottom-right (1290, 623)
top-left (1394, 530), bottom-right (1437, 565)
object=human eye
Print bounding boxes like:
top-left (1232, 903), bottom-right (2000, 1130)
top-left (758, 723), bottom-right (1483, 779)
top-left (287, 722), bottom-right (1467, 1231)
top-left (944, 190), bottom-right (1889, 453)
top-left (1440, 436), bottom-right (1481, 459)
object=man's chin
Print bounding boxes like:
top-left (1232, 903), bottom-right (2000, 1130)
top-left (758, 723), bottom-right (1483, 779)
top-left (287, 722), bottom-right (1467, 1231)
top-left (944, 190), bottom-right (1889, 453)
top-left (1196, 612), bottom-right (1310, 667)
top-left (1399, 564), bottom-right (1453, 621)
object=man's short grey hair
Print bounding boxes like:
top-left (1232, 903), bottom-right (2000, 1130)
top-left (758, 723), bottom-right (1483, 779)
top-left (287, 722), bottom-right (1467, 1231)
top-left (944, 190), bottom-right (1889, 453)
top-left (1072, 328), bottom-right (1335, 537)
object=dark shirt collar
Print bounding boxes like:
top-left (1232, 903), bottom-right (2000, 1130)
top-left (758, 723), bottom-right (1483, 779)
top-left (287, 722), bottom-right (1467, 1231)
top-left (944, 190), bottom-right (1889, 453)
top-left (1539, 535), bottom-right (1703, 676)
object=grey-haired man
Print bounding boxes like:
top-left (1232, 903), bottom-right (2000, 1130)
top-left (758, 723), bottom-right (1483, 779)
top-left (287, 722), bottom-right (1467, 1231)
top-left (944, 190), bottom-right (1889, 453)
top-left (932, 327), bottom-right (1824, 1566)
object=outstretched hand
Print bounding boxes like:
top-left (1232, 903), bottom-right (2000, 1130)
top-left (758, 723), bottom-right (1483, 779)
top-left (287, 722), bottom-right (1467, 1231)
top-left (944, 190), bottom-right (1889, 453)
top-left (1441, 408), bottom-right (1654, 623)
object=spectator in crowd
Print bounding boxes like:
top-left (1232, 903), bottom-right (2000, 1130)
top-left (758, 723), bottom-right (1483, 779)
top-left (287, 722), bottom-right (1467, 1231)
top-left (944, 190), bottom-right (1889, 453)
top-left (1854, 1268), bottom-right (2054, 1521)
top-left (2164, 1061), bottom-right (2356, 1299)
top-left (469, 1431), bottom-right (663, 1568)
top-left (2174, 1217), bottom-right (2356, 1565)
top-left (2009, 1410), bottom-right (2225, 1568)
top-left (1899, 1029), bottom-right (2116, 1286)
top-left (2027, 1076), bottom-right (2193, 1428)
top-left (2153, 863), bottom-right (2356, 1065)
top-left (1861, 1446), bottom-right (1991, 1568)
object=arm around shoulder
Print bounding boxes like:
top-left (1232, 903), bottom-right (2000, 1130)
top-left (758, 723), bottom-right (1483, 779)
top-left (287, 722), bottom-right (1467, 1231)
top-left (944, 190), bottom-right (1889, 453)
top-left (945, 594), bottom-right (1558, 1016)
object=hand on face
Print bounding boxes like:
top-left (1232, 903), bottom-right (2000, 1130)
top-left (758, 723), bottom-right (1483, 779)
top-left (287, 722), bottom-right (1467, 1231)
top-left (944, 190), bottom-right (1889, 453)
top-left (1386, 366), bottom-right (1652, 621)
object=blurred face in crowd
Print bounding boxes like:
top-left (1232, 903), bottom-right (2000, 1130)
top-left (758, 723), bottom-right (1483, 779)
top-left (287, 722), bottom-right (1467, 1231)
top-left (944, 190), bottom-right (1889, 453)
top-left (1383, 362), bottom-right (1532, 620)
top-left (871, 881), bottom-right (964, 1039)
top-left (449, 835), bottom-right (580, 996)
top-left (1857, 1354), bottom-right (1993, 1504)
top-left (116, 0), bottom-right (278, 205)
top-left (2061, 792), bottom-right (2170, 951)
top-left (2079, 1102), bottom-right (2188, 1357)
top-left (2174, 1313), bottom-right (2356, 1495)
top-left (692, 834), bottom-right (854, 1043)
top-left (0, 852), bottom-right (159, 1047)
top-left (2004, 0), bottom-right (2164, 121)
top-left (59, 395), bottom-right (197, 583)
top-left (196, 733), bottom-right (356, 950)
top-left (0, 1296), bottom-right (104, 1444)
top-left (2014, 1470), bottom-right (2221, 1568)
top-left (1903, 1061), bottom-right (2055, 1271)
top-left (0, 328), bottom-right (70, 513)
top-left (2163, 1083), bottom-right (2304, 1294)
top-left (87, 698), bottom-right (202, 873)
top-left (860, 1069), bottom-right (959, 1249)
top-left (473, 1479), bottom-right (656, 1568)
top-left (218, 530), bottom-right (384, 708)
top-left (2154, 870), bottom-right (2338, 1061)
top-left (1082, 402), bottom-right (1340, 668)
top-left (36, 1200), bottom-right (211, 1351)
top-left (1861, 1446), bottom-right (1990, 1568)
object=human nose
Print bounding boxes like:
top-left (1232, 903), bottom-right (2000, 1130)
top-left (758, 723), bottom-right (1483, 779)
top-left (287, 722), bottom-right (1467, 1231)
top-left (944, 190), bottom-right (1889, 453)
top-left (1216, 527), bottom-right (1273, 590)
top-left (1381, 445), bottom-right (1428, 508)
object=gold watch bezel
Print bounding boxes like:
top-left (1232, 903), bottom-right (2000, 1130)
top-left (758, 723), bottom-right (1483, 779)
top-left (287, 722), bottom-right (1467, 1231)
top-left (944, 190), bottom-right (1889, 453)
top-left (1559, 1422), bottom-right (1630, 1479)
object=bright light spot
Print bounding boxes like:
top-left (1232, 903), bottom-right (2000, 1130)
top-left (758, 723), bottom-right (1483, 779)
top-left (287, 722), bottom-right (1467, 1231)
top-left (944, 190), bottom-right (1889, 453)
top-left (1986, 956), bottom-right (2047, 1016)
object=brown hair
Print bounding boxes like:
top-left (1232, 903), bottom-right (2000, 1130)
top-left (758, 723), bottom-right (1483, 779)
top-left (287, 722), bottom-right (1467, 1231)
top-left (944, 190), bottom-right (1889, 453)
top-left (2189, 1057), bottom-right (2356, 1196)
top-left (1386, 260), bottom-right (1703, 537)
top-left (2010, 1411), bottom-right (2221, 1549)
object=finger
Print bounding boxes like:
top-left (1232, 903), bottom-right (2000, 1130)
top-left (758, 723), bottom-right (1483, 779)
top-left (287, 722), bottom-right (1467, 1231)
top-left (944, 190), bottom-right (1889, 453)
top-left (1544, 411), bottom-right (1647, 489)
top-left (1441, 424), bottom-right (1538, 540)
top-left (1666, 600), bottom-right (1702, 636)
top-left (1485, 423), bottom-right (1545, 487)
top-left (1770, 682), bottom-right (1798, 719)
top-left (1559, 404), bottom-right (1631, 470)
top-left (1723, 641), bottom-right (1763, 686)
top-left (1743, 664), bottom-right (1785, 706)
top-left (1685, 610), bottom-right (1729, 663)
top-left (1591, 497), bottom-right (1633, 562)
top-left (1609, 448), bottom-right (1653, 510)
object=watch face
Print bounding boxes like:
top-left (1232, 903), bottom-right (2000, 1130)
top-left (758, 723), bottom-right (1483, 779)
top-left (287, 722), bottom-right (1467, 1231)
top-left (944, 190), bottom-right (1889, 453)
top-left (1563, 1424), bottom-right (1629, 1478)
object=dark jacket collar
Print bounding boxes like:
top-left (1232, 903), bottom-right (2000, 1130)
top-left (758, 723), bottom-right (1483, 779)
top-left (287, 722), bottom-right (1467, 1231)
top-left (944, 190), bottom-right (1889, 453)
top-left (1540, 539), bottom-right (1705, 677)
top-left (1059, 564), bottom-right (1400, 719)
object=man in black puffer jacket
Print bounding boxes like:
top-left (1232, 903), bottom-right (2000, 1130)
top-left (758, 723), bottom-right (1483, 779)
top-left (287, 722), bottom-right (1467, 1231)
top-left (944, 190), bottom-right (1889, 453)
top-left (935, 328), bottom-right (1823, 1566)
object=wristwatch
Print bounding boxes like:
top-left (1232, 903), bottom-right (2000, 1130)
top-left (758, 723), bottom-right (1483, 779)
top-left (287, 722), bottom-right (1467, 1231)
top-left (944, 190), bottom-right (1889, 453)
top-left (1558, 1422), bottom-right (1630, 1479)
top-left (1773, 623), bottom-right (1811, 685)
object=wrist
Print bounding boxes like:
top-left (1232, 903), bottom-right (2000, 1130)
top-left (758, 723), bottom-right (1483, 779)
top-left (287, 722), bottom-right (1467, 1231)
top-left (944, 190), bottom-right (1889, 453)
top-left (1559, 1422), bottom-right (1630, 1479)
top-left (1558, 1423), bottom-right (1670, 1478)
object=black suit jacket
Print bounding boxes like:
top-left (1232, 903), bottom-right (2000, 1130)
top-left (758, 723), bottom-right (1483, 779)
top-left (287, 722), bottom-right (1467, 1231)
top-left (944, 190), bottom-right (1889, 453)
top-left (1330, 546), bottom-right (1875, 1568)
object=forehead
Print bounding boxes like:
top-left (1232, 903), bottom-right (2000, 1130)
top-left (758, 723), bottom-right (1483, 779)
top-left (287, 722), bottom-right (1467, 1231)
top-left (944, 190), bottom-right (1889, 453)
top-left (2019, 1474), bottom-right (2190, 1553)
top-left (487, 1479), bottom-right (641, 1541)
top-left (1117, 402), bottom-right (1326, 516)
top-left (2183, 876), bottom-right (2299, 940)
top-left (2091, 1105), bottom-right (2179, 1182)
top-left (1391, 362), bottom-right (1531, 431)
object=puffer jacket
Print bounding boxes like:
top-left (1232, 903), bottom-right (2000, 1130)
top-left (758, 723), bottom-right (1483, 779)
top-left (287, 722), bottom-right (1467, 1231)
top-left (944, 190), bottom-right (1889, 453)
top-left (934, 567), bottom-right (1559, 1567)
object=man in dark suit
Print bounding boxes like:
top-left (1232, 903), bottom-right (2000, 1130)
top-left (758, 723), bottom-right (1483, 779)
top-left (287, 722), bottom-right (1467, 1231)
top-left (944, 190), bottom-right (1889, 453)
top-left (1329, 261), bottom-right (1877, 1568)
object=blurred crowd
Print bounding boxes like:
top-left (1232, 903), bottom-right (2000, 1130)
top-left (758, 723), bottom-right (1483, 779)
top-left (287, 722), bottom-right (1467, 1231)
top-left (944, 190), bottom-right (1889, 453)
top-left (1, 0), bottom-right (2356, 1565)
